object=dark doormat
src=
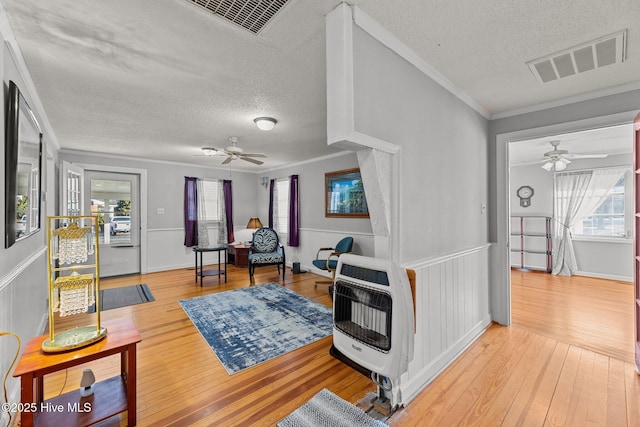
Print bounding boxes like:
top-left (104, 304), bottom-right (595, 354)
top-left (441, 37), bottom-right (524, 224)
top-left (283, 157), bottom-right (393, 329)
top-left (88, 284), bottom-right (155, 312)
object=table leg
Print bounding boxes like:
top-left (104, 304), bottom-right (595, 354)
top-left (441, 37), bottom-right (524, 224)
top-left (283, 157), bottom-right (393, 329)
top-left (199, 251), bottom-right (203, 287)
top-left (224, 250), bottom-right (227, 283)
top-left (217, 250), bottom-right (221, 280)
top-left (194, 250), bottom-right (197, 283)
top-left (20, 373), bottom-right (35, 427)
top-left (126, 344), bottom-right (137, 427)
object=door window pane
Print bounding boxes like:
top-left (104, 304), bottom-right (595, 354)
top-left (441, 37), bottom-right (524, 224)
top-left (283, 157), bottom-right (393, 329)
top-left (90, 179), bottom-right (132, 245)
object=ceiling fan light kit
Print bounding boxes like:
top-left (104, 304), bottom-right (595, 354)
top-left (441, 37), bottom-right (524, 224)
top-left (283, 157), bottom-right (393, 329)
top-left (539, 139), bottom-right (607, 172)
top-left (201, 147), bottom-right (218, 156)
top-left (254, 117), bottom-right (277, 131)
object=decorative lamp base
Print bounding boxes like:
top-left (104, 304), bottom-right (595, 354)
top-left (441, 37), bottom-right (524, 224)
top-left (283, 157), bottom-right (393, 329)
top-left (42, 326), bottom-right (107, 353)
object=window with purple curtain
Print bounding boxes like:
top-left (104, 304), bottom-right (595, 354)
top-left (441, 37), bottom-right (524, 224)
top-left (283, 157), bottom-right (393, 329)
top-left (288, 175), bottom-right (299, 247)
top-left (184, 176), bottom-right (198, 247)
top-left (223, 180), bottom-right (234, 243)
top-left (268, 179), bottom-right (275, 228)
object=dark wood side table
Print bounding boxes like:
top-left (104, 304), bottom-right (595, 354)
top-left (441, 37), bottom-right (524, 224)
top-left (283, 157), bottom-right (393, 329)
top-left (193, 246), bottom-right (227, 286)
top-left (226, 244), bottom-right (251, 268)
top-left (13, 317), bottom-right (141, 427)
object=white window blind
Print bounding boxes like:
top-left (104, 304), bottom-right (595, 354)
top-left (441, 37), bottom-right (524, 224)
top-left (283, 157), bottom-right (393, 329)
top-left (201, 180), bottom-right (221, 222)
top-left (275, 179), bottom-right (289, 234)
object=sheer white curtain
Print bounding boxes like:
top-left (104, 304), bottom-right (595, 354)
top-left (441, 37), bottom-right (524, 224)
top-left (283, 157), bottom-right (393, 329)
top-left (553, 167), bottom-right (628, 275)
top-left (217, 180), bottom-right (227, 244)
top-left (196, 179), bottom-right (210, 248)
top-left (273, 181), bottom-right (280, 231)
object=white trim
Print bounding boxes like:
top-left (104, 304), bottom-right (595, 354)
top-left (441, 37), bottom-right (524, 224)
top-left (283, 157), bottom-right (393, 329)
top-left (351, 7), bottom-right (489, 120)
top-left (0, 246), bottom-right (46, 292)
top-left (572, 236), bottom-right (632, 244)
top-left (299, 227), bottom-right (374, 237)
top-left (402, 244), bottom-right (491, 270)
top-left (491, 80), bottom-right (640, 120)
top-left (326, 3), bottom-right (356, 147)
top-left (147, 227), bottom-right (184, 232)
top-left (329, 131), bottom-right (400, 154)
top-left (74, 163), bottom-right (149, 274)
top-left (402, 315), bottom-right (492, 405)
top-left (61, 148), bottom-right (355, 176)
top-left (574, 271), bottom-right (633, 283)
top-left (260, 151), bottom-right (353, 174)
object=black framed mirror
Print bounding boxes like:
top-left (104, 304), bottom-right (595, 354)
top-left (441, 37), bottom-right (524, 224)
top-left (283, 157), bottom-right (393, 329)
top-left (5, 80), bottom-right (42, 248)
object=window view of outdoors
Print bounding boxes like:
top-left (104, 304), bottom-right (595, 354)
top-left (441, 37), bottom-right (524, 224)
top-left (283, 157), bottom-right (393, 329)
top-left (90, 179), bottom-right (132, 244)
top-left (575, 176), bottom-right (625, 237)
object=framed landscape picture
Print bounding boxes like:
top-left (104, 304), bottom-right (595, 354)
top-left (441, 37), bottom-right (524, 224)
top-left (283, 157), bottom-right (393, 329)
top-left (325, 168), bottom-right (369, 218)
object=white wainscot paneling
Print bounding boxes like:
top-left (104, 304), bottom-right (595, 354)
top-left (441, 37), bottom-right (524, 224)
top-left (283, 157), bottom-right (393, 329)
top-left (287, 228), bottom-right (375, 276)
top-left (400, 244), bottom-right (492, 404)
top-left (0, 249), bottom-right (48, 425)
top-left (146, 227), bottom-right (227, 273)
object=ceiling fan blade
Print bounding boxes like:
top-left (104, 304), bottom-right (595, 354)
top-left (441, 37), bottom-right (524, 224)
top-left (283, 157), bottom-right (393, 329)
top-left (241, 153), bottom-right (266, 158)
top-left (222, 156), bottom-right (233, 165)
top-left (558, 158), bottom-right (571, 164)
top-left (565, 153), bottom-right (608, 159)
top-left (241, 156), bottom-right (264, 165)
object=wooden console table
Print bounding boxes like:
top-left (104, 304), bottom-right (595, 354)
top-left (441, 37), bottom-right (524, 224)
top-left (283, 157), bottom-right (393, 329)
top-left (227, 244), bottom-right (251, 268)
top-left (13, 317), bottom-right (141, 427)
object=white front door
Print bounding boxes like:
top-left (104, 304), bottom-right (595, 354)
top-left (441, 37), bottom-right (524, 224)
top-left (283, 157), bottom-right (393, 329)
top-left (84, 170), bottom-right (141, 277)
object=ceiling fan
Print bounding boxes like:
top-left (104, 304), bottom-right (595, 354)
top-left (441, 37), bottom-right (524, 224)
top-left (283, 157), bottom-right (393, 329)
top-left (540, 140), bottom-right (608, 171)
top-left (197, 137), bottom-right (266, 165)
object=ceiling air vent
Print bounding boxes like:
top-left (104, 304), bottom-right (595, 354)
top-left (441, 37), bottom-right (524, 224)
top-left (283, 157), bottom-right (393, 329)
top-left (527, 30), bottom-right (627, 83)
top-left (187, 0), bottom-right (290, 34)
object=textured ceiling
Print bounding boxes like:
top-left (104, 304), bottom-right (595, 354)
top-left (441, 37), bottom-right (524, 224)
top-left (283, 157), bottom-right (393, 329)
top-left (509, 123), bottom-right (633, 166)
top-left (2, 0), bottom-right (639, 171)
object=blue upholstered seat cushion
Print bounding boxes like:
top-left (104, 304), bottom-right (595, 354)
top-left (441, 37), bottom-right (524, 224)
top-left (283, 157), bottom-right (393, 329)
top-left (312, 259), bottom-right (338, 271)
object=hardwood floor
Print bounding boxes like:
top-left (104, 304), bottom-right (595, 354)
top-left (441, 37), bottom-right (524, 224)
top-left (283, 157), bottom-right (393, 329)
top-left (388, 270), bottom-right (639, 426)
top-left (24, 267), bottom-right (640, 426)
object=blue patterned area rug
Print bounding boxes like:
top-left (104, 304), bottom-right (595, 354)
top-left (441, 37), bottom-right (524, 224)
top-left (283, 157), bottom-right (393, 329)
top-left (179, 283), bottom-right (333, 374)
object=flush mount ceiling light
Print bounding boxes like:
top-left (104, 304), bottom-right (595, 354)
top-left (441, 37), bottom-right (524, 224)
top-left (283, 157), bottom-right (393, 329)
top-left (201, 147), bottom-right (218, 156)
top-left (254, 117), bottom-right (277, 131)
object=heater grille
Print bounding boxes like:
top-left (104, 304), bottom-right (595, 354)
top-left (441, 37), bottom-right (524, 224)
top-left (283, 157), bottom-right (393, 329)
top-left (186, 0), bottom-right (291, 34)
top-left (527, 30), bottom-right (627, 83)
top-left (333, 280), bottom-right (392, 352)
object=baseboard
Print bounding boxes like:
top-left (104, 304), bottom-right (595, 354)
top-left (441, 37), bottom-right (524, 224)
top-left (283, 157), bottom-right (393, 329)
top-left (400, 315), bottom-right (492, 405)
top-left (574, 271), bottom-right (632, 283)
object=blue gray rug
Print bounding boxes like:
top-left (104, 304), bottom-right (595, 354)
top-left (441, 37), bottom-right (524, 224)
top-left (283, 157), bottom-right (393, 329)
top-left (88, 284), bottom-right (154, 312)
top-left (179, 283), bottom-right (333, 374)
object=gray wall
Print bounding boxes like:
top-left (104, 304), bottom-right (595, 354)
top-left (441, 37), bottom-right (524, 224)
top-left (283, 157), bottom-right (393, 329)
top-left (351, 25), bottom-right (489, 263)
top-left (489, 89), bottom-right (640, 241)
top-left (257, 152), bottom-right (373, 234)
top-left (256, 151), bottom-right (375, 272)
top-left (0, 41), bottom-right (52, 424)
top-left (60, 151), bottom-right (257, 231)
top-left (510, 154), bottom-right (633, 280)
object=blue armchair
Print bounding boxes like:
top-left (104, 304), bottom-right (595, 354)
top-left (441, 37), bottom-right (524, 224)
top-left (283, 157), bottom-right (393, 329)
top-left (248, 227), bottom-right (286, 284)
top-left (312, 237), bottom-right (353, 288)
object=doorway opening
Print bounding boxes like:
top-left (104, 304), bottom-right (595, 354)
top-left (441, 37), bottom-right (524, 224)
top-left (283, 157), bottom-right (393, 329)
top-left (504, 122), bottom-right (634, 361)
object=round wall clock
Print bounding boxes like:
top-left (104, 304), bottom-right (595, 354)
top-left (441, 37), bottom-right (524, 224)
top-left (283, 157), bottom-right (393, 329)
top-left (517, 185), bottom-right (534, 207)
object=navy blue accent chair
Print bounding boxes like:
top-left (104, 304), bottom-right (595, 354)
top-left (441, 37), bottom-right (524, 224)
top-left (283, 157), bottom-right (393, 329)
top-left (248, 227), bottom-right (285, 284)
top-left (312, 236), bottom-right (354, 288)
